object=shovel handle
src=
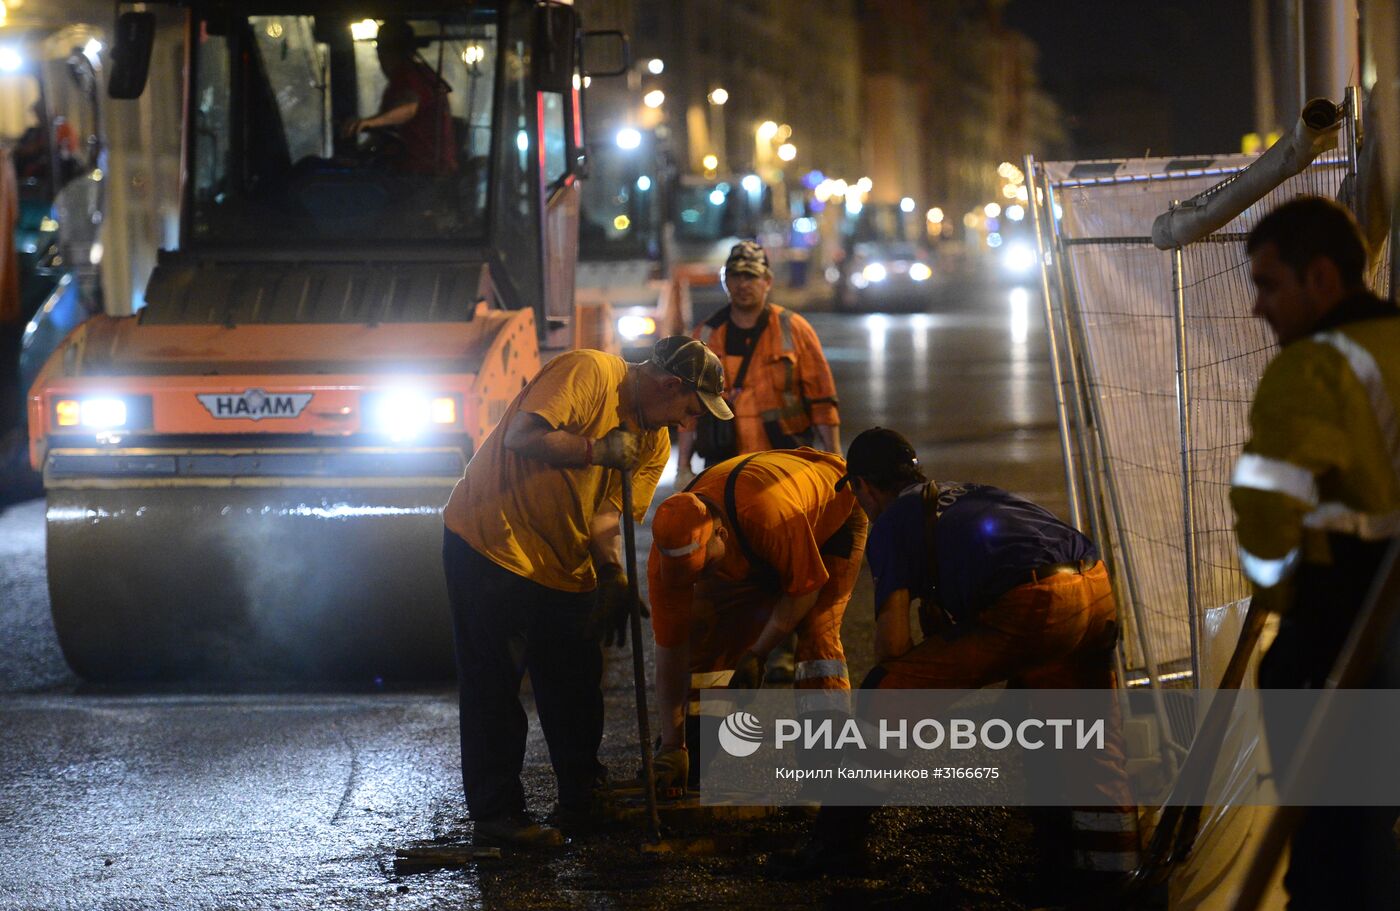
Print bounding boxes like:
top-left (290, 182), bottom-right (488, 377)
top-left (621, 469), bottom-right (661, 841)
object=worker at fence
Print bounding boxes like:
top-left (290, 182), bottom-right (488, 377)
top-left (441, 336), bottom-right (732, 846)
top-left (675, 239), bottom-right (842, 683)
top-left (787, 427), bottom-right (1137, 886)
top-left (340, 19), bottom-right (457, 176)
top-left (1232, 196), bottom-right (1400, 908)
top-left (646, 448), bottom-right (867, 793)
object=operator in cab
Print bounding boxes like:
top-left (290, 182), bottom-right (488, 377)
top-left (339, 19), bottom-right (457, 176)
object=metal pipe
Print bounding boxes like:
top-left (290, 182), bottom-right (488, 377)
top-left (1173, 245), bottom-right (1203, 690)
top-left (1025, 154), bottom-right (1084, 533)
top-left (1253, 0), bottom-right (1278, 136)
top-left (1152, 98), bottom-right (1343, 249)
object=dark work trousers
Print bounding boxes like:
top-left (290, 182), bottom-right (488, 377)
top-left (443, 528), bottom-right (605, 822)
top-left (1258, 538), bottom-right (1400, 911)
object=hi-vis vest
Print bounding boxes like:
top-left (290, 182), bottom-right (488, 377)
top-left (1231, 303), bottom-right (1400, 590)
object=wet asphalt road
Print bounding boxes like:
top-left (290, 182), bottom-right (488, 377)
top-left (0, 263), bottom-right (1064, 909)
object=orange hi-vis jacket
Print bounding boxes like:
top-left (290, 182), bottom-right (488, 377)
top-left (692, 304), bottom-right (839, 453)
top-left (648, 449), bottom-right (867, 708)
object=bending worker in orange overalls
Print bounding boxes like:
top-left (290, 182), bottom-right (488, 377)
top-left (646, 448), bottom-right (867, 791)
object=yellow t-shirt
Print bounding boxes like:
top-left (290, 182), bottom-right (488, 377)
top-left (443, 349), bottom-right (670, 592)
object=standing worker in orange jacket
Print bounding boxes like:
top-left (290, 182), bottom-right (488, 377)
top-left (675, 240), bottom-right (841, 485)
top-left (646, 449), bottom-right (867, 792)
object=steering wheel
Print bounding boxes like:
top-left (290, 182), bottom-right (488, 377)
top-left (351, 126), bottom-right (406, 169)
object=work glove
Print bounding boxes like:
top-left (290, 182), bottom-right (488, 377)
top-left (727, 650), bottom-right (766, 690)
top-left (674, 461), bottom-right (696, 490)
top-left (593, 427), bottom-right (641, 471)
top-left (591, 563), bottom-right (648, 647)
top-left (652, 747), bottom-right (689, 797)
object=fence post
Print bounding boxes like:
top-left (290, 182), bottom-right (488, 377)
top-left (1025, 155), bottom-right (1084, 533)
top-left (1172, 243), bottom-right (1203, 690)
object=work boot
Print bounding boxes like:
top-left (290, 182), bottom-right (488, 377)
top-left (471, 813), bottom-right (565, 848)
top-left (547, 791), bottom-right (621, 838)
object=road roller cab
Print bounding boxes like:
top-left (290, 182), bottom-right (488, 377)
top-left (25, 1), bottom-right (624, 681)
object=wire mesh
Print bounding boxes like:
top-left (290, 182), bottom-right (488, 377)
top-left (1039, 152), bottom-right (1351, 680)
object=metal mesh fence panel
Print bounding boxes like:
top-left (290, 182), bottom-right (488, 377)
top-left (1039, 152), bottom-right (1351, 680)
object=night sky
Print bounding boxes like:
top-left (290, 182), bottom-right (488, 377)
top-left (1005, 0), bottom-right (1254, 159)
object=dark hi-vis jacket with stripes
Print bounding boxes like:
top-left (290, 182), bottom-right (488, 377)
top-left (1231, 294), bottom-right (1400, 598)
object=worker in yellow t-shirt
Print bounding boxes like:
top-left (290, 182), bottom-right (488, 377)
top-left (441, 337), bottom-right (732, 847)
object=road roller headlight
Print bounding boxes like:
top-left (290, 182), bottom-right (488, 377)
top-left (365, 390), bottom-right (460, 441)
top-left (53, 395), bottom-right (150, 430)
top-left (617, 315), bottom-right (656, 341)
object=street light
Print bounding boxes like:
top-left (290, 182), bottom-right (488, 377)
top-left (708, 88), bottom-right (728, 106)
top-left (616, 128), bottom-right (642, 150)
top-left (900, 197), bottom-right (915, 213)
top-left (777, 143), bottom-right (796, 162)
top-left (741, 174), bottom-right (763, 194)
top-left (927, 207), bottom-right (945, 224)
top-left (647, 58), bottom-right (665, 74)
top-left (702, 153), bottom-right (719, 171)
top-left (643, 90), bottom-right (665, 109)
top-left (757, 121), bottom-right (779, 142)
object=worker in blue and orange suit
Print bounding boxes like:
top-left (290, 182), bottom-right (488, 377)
top-left (785, 427), bottom-right (1138, 891)
top-left (645, 448), bottom-right (867, 792)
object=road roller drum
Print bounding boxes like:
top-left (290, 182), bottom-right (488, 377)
top-left (46, 484), bottom-right (457, 682)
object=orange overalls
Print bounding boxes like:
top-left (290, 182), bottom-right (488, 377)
top-left (649, 450), bottom-right (867, 714)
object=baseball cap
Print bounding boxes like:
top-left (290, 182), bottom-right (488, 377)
top-left (652, 493), bottom-right (715, 587)
top-left (722, 240), bottom-right (771, 279)
top-left (375, 19), bottom-right (419, 50)
top-left (834, 427), bottom-right (920, 491)
top-left (650, 336), bottom-right (735, 420)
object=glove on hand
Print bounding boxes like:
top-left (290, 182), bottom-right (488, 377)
top-left (591, 564), bottom-right (648, 647)
top-left (593, 427), bottom-right (641, 471)
top-left (726, 650), bottom-right (766, 690)
top-left (652, 747), bottom-right (689, 796)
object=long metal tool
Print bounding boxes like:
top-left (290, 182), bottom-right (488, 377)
top-left (621, 469), bottom-right (661, 841)
top-left (1229, 537), bottom-right (1400, 911)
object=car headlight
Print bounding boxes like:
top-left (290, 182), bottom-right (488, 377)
top-left (861, 262), bottom-right (888, 283)
top-left (365, 390), bottom-right (461, 440)
top-left (53, 395), bottom-right (151, 430)
top-left (1004, 242), bottom-right (1037, 274)
top-left (909, 262), bottom-right (932, 282)
top-left (617, 315), bottom-right (657, 341)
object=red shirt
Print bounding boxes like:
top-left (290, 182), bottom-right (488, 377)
top-left (382, 61), bottom-right (457, 176)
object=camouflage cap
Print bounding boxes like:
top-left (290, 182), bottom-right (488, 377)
top-left (722, 240), bottom-right (771, 279)
top-left (649, 336), bottom-right (734, 421)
